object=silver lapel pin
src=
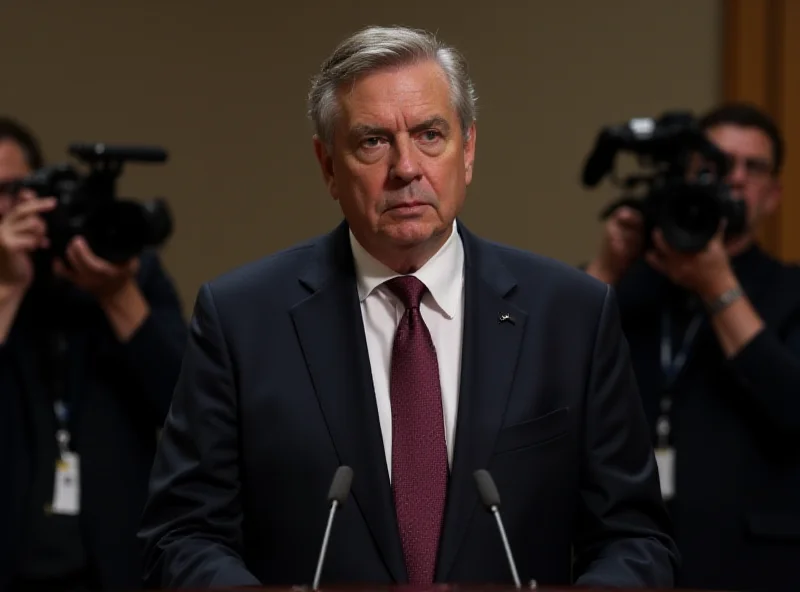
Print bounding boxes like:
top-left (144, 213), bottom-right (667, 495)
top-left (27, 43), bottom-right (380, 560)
top-left (498, 313), bottom-right (515, 325)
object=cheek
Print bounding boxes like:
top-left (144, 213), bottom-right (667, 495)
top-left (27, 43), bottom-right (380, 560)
top-left (742, 187), bottom-right (768, 211)
top-left (426, 160), bottom-right (466, 206)
top-left (738, 191), bottom-right (769, 223)
top-left (337, 163), bottom-right (386, 213)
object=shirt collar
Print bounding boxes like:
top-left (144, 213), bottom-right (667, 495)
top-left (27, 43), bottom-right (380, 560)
top-left (349, 221), bottom-right (464, 319)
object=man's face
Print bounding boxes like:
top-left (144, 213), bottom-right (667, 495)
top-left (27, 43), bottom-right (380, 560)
top-left (705, 123), bottom-right (781, 232)
top-left (314, 60), bottom-right (476, 265)
top-left (0, 139), bottom-right (31, 218)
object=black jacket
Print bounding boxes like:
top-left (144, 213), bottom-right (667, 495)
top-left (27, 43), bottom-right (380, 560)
top-left (616, 245), bottom-right (800, 592)
top-left (0, 252), bottom-right (188, 590)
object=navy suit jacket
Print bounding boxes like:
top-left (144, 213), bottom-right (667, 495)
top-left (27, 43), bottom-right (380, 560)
top-left (139, 221), bottom-right (678, 588)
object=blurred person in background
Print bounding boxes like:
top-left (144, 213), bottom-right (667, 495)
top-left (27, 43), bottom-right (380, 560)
top-left (0, 117), bottom-right (187, 591)
top-left (585, 102), bottom-right (800, 592)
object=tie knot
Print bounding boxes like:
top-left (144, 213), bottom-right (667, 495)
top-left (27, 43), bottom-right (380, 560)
top-left (386, 275), bottom-right (428, 309)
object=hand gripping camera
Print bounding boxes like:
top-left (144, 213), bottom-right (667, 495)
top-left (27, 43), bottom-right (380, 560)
top-left (18, 142), bottom-right (173, 264)
top-left (580, 111), bottom-right (746, 253)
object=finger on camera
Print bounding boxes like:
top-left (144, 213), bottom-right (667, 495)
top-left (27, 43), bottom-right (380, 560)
top-left (20, 196), bottom-right (56, 215)
top-left (651, 229), bottom-right (675, 255)
top-left (12, 215), bottom-right (47, 236)
top-left (8, 198), bottom-right (56, 223)
top-left (6, 234), bottom-right (41, 252)
top-left (644, 251), bottom-right (667, 274)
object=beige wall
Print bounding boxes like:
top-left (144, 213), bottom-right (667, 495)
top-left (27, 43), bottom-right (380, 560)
top-left (0, 0), bottom-right (721, 312)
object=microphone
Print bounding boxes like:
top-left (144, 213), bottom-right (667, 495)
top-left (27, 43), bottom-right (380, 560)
top-left (312, 466), bottom-right (354, 591)
top-left (473, 469), bottom-right (522, 590)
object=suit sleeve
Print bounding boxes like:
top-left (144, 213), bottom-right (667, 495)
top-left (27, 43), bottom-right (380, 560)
top-left (726, 311), bottom-right (800, 439)
top-left (138, 283), bottom-right (261, 588)
top-left (112, 252), bottom-right (188, 425)
top-left (572, 284), bottom-right (680, 588)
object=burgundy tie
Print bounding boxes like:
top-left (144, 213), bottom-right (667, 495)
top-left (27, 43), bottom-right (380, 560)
top-left (385, 275), bottom-right (448, 585)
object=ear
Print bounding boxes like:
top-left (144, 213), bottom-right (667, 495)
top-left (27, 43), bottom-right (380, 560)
top-left (463, 122), bottom-right (477, 186)
top-left (313, 136), bottom-right (338, 200)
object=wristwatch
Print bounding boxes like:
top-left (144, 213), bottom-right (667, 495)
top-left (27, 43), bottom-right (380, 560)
top-left (706, 285), bottom-right (744, 315)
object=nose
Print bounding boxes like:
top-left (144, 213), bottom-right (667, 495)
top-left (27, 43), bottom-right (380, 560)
top-left (389, 134), bottom-right (422, 183)
top-left (727, 160), bottom-right (748, 187)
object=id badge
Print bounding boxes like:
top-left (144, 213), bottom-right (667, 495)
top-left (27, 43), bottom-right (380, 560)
top-left (655, 447), bottom-right (675, 501)
top-left (51, 452), bottom-right (81, 515)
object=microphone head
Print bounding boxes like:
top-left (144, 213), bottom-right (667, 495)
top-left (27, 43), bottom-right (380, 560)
top-left (327, 466), bottom-right (354, 504)
top-left (473, 469), bottom-right (501, 509)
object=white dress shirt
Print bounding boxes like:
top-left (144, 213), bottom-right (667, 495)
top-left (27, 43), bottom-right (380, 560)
top-left (349, 222), bottom-right (465, 477)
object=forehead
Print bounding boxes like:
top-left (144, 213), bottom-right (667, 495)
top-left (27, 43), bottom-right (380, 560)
top-left (0, 139), bottom-right (30, 181)
top-left (706, 124), bottom-right (774, 161)
top-left (336, 60), bottom-right (455, 129)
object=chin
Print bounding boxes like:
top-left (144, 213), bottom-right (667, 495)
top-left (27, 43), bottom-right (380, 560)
top-left (382, 220), bottom-right (445, 247)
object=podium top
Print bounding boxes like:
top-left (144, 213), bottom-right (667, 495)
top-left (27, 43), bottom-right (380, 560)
top-left (190, 585), bottom-right (731, 592)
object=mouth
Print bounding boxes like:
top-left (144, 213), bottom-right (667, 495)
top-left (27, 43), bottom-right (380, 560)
top-left (385, 202), bottom-right (431, 218)
top-left (388, 201), bottom-right (430, 211)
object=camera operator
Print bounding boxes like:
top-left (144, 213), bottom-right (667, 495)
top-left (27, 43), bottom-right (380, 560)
top-left (585, 103), bottom-right (800, 591)
top-left (0, 117), bottom-right (187, 591)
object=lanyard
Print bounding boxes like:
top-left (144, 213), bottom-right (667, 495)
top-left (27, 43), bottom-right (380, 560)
top-left (659, 309), bottom-right (703, 389)
top-left (49, 330), bottom-right (73, 456)
top-left (54, 399), bottom-right (71, 456)
top-left (656, 309), bottom-right (703, 447)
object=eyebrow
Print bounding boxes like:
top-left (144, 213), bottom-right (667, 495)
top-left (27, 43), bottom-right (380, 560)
top-left (349, 116), bottom-right (451, 140)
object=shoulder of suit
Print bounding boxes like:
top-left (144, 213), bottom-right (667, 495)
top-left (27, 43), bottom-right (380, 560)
top-left (476, 236), bottom-right (610, 297)
top-left (203, 233), bottom-right (324, 298)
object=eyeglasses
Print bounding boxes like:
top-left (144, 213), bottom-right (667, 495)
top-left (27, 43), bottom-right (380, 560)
top-left (724, 154), bottom-right (774, 179)
top-left (0, 179), bottom-right (24, 200)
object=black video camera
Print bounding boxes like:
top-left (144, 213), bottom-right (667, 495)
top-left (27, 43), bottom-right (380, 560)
top-left (15, 142), bottom-right (173, 264)
top-left (580, 111), bottom-right (746, 253)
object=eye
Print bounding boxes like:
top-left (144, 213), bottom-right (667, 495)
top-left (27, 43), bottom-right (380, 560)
top-left (360, 136), bottom-right (385, 150)
top-left (418, 129), bottom-right (442, 143)
top-left (744, 158), bottom-right (771, 176)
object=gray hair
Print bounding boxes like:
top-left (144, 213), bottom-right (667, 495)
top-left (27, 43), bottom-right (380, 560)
top-left (307, 25), bottom-right (477, 148)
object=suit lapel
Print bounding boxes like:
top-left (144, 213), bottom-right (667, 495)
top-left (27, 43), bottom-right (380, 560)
top-left (289, 223), bottom-right (407, 583)
top-left (436, 224), bottom-right (527, 581)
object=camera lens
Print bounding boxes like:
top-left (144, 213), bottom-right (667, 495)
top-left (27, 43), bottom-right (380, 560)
top-left (658, 185), bottom-right (721, 252)
top-left (83, 201), bottom-right (149, 263)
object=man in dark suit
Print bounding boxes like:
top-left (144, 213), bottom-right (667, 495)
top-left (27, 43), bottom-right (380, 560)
top-left (0, 117), bottom-right (188, 591)
top-left (585, 103), bottom-right (800, 591)
top-left (139, 25), bottom-right (678, 589)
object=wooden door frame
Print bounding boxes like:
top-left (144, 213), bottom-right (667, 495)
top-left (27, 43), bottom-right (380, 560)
top-left (723, 0), bottom-right (800, 261)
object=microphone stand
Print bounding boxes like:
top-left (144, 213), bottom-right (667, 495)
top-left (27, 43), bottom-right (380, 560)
top-left (312, 498), bottom-right (341, 591)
